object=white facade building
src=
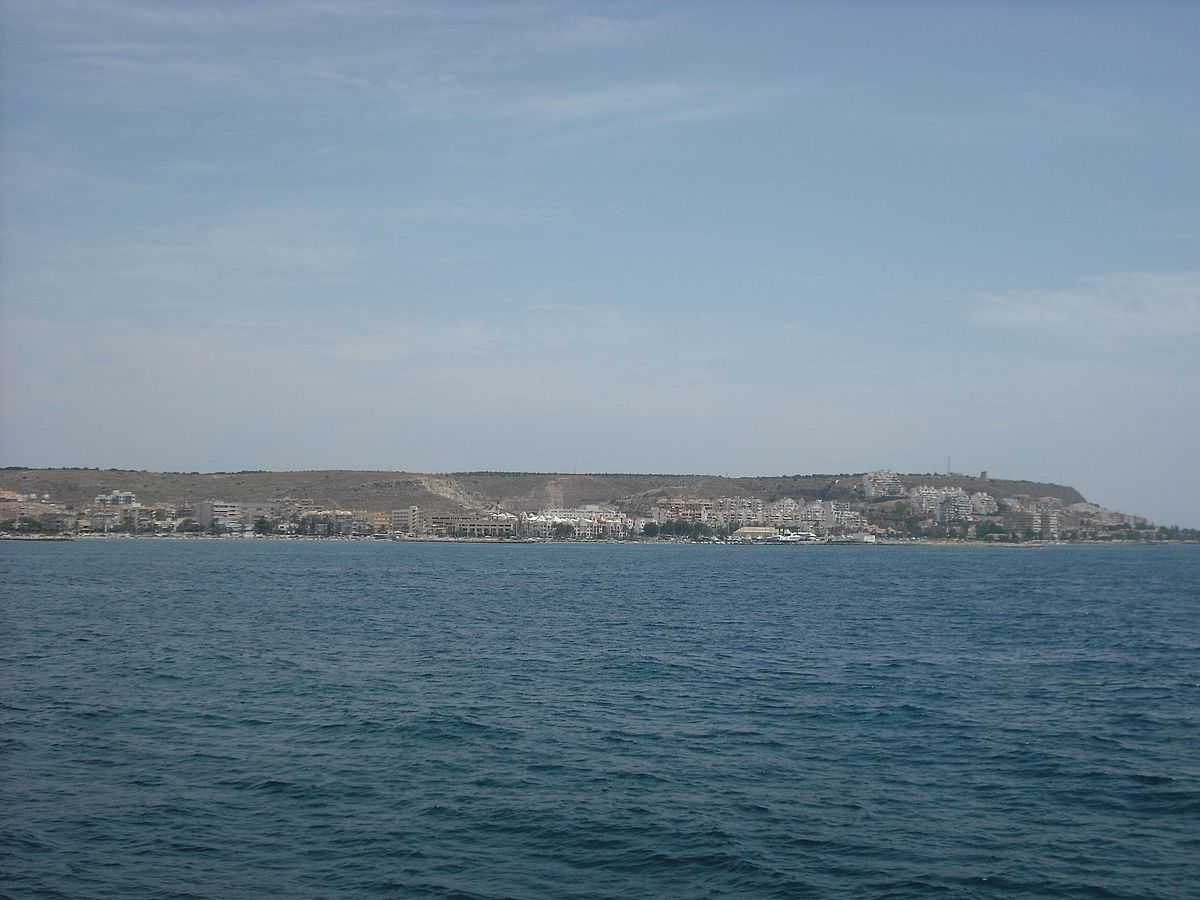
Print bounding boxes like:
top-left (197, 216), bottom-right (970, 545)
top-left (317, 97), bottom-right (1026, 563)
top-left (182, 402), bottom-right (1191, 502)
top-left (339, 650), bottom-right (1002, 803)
top-left (863, 471), bottom-right (904, 498)
top-left (716, 497), bottom-right (765, 527)
top-left (765, 498), bottom-right (804, 527)
top-left (938, 491), bottom-right (973, 524)
top-left (95, 490), bottom-right (139, 508)
top-left (653, 498), bottom-right (717, 525)
top-left (909, 486), bottom-right (942, 516)
top-left (970, 492), bottom-right (998, 516)
top-left (526, 507), bottom-right (631, 539)
top-left (195, 500), bottom-right (242, 530)
top-left (391, 506), bottom-right (425, 534)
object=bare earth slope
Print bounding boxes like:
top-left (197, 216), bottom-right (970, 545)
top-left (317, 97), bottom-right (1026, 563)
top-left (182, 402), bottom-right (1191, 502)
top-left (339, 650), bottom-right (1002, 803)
top-left (1, 468), bottom-right (1087, 513)
top-left (0, 470), bottom-right (460, 513)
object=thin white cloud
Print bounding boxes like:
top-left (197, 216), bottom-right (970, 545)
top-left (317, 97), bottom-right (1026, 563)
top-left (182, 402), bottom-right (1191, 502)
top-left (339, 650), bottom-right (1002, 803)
top-left (326, 319), bottom-right (511, 364)
top-left (548, 14), bottom-right (657, 48)
top-left (9, 0), bottom-right (543, 35)
top-left (494, 80), bottom-right (779, 127)
top-left (974, 272), bottom-right (1200, 341)
top-left (384, 205), bottom-right (555, 227)
top-left (859, 82), bottom-right (1146, 148)
top-left (0, 149), bottom-right (137, 194)
top-left (0, 210), bottom-right (363, 313)
top-left (497, 82), bottom-right (693, 123)
top-left (3, 0), bottom-right (786, 142)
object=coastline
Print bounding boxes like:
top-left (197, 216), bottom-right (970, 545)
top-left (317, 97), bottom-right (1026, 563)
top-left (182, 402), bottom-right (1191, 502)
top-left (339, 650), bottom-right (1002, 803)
top-left (2, 533), bottom-right (1193, 547)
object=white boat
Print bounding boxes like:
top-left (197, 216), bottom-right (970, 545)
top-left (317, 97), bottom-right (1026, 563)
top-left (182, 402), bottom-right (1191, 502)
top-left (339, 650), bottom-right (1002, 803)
top-left (776, 531), bottom-right (819, 543)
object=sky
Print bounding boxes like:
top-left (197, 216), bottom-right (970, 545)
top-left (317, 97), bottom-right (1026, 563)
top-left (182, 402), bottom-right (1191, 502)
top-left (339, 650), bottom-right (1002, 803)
top-left (1, 1), bottom-right (1198, 525)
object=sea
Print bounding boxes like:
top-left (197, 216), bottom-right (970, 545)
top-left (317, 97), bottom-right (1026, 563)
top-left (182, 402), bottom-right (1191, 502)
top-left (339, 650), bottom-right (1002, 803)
top-left (1, 540), bottom-right (1197, 899)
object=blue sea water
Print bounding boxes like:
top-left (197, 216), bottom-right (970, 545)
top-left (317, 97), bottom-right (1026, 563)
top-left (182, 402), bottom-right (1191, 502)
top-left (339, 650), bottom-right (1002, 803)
top-left (1, 541), bottom-right (1198, 899)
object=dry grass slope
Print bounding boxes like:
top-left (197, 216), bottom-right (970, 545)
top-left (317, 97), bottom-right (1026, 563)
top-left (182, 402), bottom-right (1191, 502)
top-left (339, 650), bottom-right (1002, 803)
top-left (2, 468), bottom-right (1087, 513)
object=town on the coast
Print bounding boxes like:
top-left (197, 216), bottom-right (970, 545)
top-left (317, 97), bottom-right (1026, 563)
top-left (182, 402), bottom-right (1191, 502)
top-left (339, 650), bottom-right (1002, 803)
top-left (2, 469), bottom-right (1193, 543)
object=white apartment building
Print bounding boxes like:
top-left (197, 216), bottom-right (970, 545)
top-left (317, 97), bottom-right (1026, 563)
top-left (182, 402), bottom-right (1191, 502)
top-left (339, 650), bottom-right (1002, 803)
top-left (939, 491), bottom-right (973, 524)
top-left (911, 485), bottom-right (976, 521)
top-left (795, 500), bottom-right (862, 532)
top-left (970, 492), bottom-right (998, 515)
top-left (827, 502), bottom-right (864, 530)
top-left (1043, 512), bottom-right (1061, 540)
top-left (390, 506), bottom-right (425, 534)
top-left (1014, 510), bottom-right (1060, 540)
top-left (909, 486), bottom-right (942, 516)
top-left (653, 498), bottom-right (718, 525)
top-left (239, 501), bottom-right (290, 525)
top-left (525, 508), bottom-right (630, 539)
top-left (716, 497), bottom-right (764, 526)
top-left (765, 497), bottom-right (804, 527)
top-left (429, 512), bottom-right (517, 538)
top-left (95, 490), bottom-right (139, 508)
top-left (863, 471), bottom-right (904, 498)
top-left (800, 501), bottom-right (828, 525)
top-left (195, 500), bottom-right (242, 530)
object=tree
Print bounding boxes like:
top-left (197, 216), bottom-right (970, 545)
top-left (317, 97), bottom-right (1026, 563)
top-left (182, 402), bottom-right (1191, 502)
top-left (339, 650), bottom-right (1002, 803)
top-left (975, 521), bottom-right (1003, 540)
top-left (642, 522), bottom-right (659, 537)
top-left (552, 522), bottom-right (575, 540)
top-left (253, 517), bottom-right (273, 535)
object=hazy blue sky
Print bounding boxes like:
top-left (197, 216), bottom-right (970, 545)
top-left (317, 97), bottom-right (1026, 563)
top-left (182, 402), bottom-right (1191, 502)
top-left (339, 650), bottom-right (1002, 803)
top-left (2, 2), bottom-right (1198, 524)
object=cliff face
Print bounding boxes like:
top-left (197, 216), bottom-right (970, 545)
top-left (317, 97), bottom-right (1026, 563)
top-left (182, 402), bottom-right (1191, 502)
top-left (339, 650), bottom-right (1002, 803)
top-left (1, 468), bottom-right (1087, 513)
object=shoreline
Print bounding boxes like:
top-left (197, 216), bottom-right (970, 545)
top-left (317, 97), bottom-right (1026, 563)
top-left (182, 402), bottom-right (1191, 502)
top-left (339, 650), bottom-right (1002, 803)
top-left (2, 533), bottom-right (1194, 547)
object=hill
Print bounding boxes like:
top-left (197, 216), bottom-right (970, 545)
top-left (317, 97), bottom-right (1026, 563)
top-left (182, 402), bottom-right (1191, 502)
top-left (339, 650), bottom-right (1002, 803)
top-left (0, 468), bottom-right (1087, 513)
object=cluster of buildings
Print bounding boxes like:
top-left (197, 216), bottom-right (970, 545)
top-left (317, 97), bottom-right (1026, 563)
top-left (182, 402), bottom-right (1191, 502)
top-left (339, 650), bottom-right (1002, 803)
top-left (0, 490), bottom-right (357, 536)
top-left (861, 471), bottom-right (1152, 541)
top-left (865, 471), bottom-right (1061, 537)
top-left (0, 472), bottom-right (1173, 543)
top-left (0, 489), bottom-right (644, 540)
top-left (388, 505), bottom-right (642, 540)
top-left (651, 496), bottom-right (866, 533)
top-left (906, 485), bottom-right (997, 522)
top-left (0, 491), bottom-right (74, 532)
top-left (632, 471), bottom-right (1160, 544)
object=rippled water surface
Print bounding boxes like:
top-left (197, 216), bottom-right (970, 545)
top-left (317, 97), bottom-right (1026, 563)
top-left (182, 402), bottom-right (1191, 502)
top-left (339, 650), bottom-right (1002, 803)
top-left (2, 541), bottom-right (1198, 899)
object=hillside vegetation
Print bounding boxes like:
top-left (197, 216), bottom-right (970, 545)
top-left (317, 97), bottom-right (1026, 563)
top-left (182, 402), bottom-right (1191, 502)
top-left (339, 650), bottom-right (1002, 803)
top-left (1, 468), bottom-right (1087, 513)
